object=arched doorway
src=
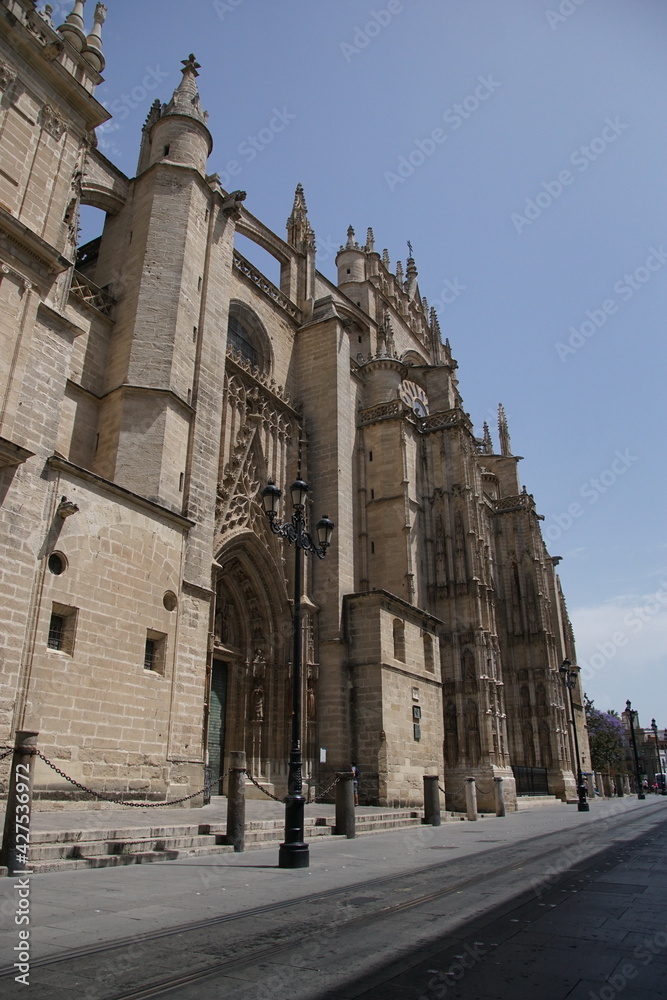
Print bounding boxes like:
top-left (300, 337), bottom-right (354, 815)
top-left (210, 538), bottom-right (292, 795)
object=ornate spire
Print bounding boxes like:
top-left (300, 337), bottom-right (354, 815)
top-left (429, 305), bottom-right (441, 339)
top-left (498, 403), bottom-right (512, 456)
top-left (405, 254), bottom-right (418, 296)
top-left (365, 227), bottom-right (375, 252)
top-left (345, 225), bottom-right (357, 249)
top-left (482, 422), bottom-right (493, 454)
top-left (286, 182), bottom-right (315, 252)
top-left (58, 0), bottom-right (87, 51)
top-left (395, 259), bottom-right (404, 285)
top-left (382, 248), bottom-right (390, 269)
top-left (81, 2), bottom-right (106, 72)
top-left (164, 54), bottom-right (208, 125)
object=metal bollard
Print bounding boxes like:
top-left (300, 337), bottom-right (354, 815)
top-left (493, 776), bottom-right (506, 817)
top-left (423, 775), bottom-right (442, 826)
top-left (465, 776), bottom-right (478, 821)
top-left (1, 731), bottom-right (39, 875)
top-left (335, 771), bottom-right (356, 838)
top-left (226, 751), bottom-right (246, 852)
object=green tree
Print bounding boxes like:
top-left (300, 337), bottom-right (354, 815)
top-left (585, 696), bottom-right (626, 773)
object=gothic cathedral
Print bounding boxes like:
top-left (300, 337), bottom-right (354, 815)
top-left (0, 1), bottom-right (590, 812)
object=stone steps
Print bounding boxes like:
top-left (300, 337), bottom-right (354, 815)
top-left (515, 795), bottom-right (566, 809)
top-left (23, 809), bottom-right (425, 873)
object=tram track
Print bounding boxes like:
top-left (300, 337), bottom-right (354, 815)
top-left (4, 803), bottom-right (665, 1000)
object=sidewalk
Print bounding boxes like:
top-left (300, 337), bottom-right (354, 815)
top-left (0, 795), bottom-right (664, 973)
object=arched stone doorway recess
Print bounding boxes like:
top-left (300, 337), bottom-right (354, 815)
top-left (210, 535), bottom-right (294, 797)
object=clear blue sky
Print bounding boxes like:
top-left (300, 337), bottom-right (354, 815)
top-left (72, 0), bottom-right (666, 728)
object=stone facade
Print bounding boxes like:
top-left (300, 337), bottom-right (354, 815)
top-left (0, 1), bottom-right (589, 810)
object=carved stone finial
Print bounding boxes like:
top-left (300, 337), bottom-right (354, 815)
top-left (365, 227), bottom-right (375, 252)
top-left (143, 98), bottom-right (162, 132)
top-left (287, 182), bottom-right (315, 251)
top-left (37, 4), bottom-right (55, 27)
top-left (382, 248), bottom-right (390, 269)
top-left (429, 305), bottom-right (441, 337)
top-left (57, 0), bottom-right (87, 51)
top-left (498, 403), bottom-right (512, 456)
top-left (346, 225), bottom-right (356, 249)
top-left (81, 2), bottom-right (106, 72)
top-left (395, 259), bottom-right (404, 284)
top-left (482, 421), bottom-right (493, 454)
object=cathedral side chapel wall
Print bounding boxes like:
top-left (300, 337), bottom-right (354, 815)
top-left (25, 470), bottom-right (193, 796)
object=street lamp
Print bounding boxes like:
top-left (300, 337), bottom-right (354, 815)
top-left (650, 718), bottom-right (666, 796)
top-left (623, 701), bottom-right (645, 800)
top-left (559, 659), bottom-right (589, 812)
top-left (261, 478), bottom-right (334, 869)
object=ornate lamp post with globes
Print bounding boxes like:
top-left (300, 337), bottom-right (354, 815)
top-left (650, 718), bottom-right (666, 795)
top-left (559, 659), bottom-right (590, 811)
top-left (623, 700), bottom-right (645, 800)
top-left (261, 477), bottom-right (334, 869)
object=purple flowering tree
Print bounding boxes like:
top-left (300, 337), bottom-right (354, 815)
top-left (585, 696), bottom-right (626, 773)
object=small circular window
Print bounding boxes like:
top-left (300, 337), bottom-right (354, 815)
top-left (163, 591), bottom-right (178, 612)
top-left (48, 552), bottom-right (67, 575)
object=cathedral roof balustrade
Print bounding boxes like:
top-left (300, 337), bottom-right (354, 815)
top-left (232, 250), bottom-right (301, 323)
top-left (420, 407), bottom-right (472, 433)
top-left (358, 399), bottom-right (408, 427)
top-left (492, 493), bottom-right (539, 515)
top-left (70, 268), bottom-right (115, 317)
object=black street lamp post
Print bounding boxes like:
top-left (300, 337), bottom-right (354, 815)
top-left (261, 478), bottom-right (334, 869)
top-left (623, 701), bottom-right (645, 800)
top-left (650, 718), bottom-right (666, 796)
top-left (559, 659), bottom-right (590, 812)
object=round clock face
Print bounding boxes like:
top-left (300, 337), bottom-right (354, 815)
top-left (399, 380), bottom-right (429, 417)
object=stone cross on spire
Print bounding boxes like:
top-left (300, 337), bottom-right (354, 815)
top-left (181, 53), bottom-right (201, 76)
top-left (164, 54), bottom-right (208, 125)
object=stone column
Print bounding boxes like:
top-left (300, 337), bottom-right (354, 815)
top-left (494, 776), bottom-right (506, 817)
top-left (1, 731), bottom-right (39, 875)
top-left (226, 751), bottom-right (246, 852)
top-left (335, 771), bottom-right (355, 838)
top-left (465, 776), bottom-right (478, 821)
top-left (423, 775), bottom-right (442, 826)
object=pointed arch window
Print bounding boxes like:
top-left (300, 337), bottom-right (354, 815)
top-left (393, 619), bottom-right (405, 662)
top-left (226, 303), bottom-right (270, 374)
